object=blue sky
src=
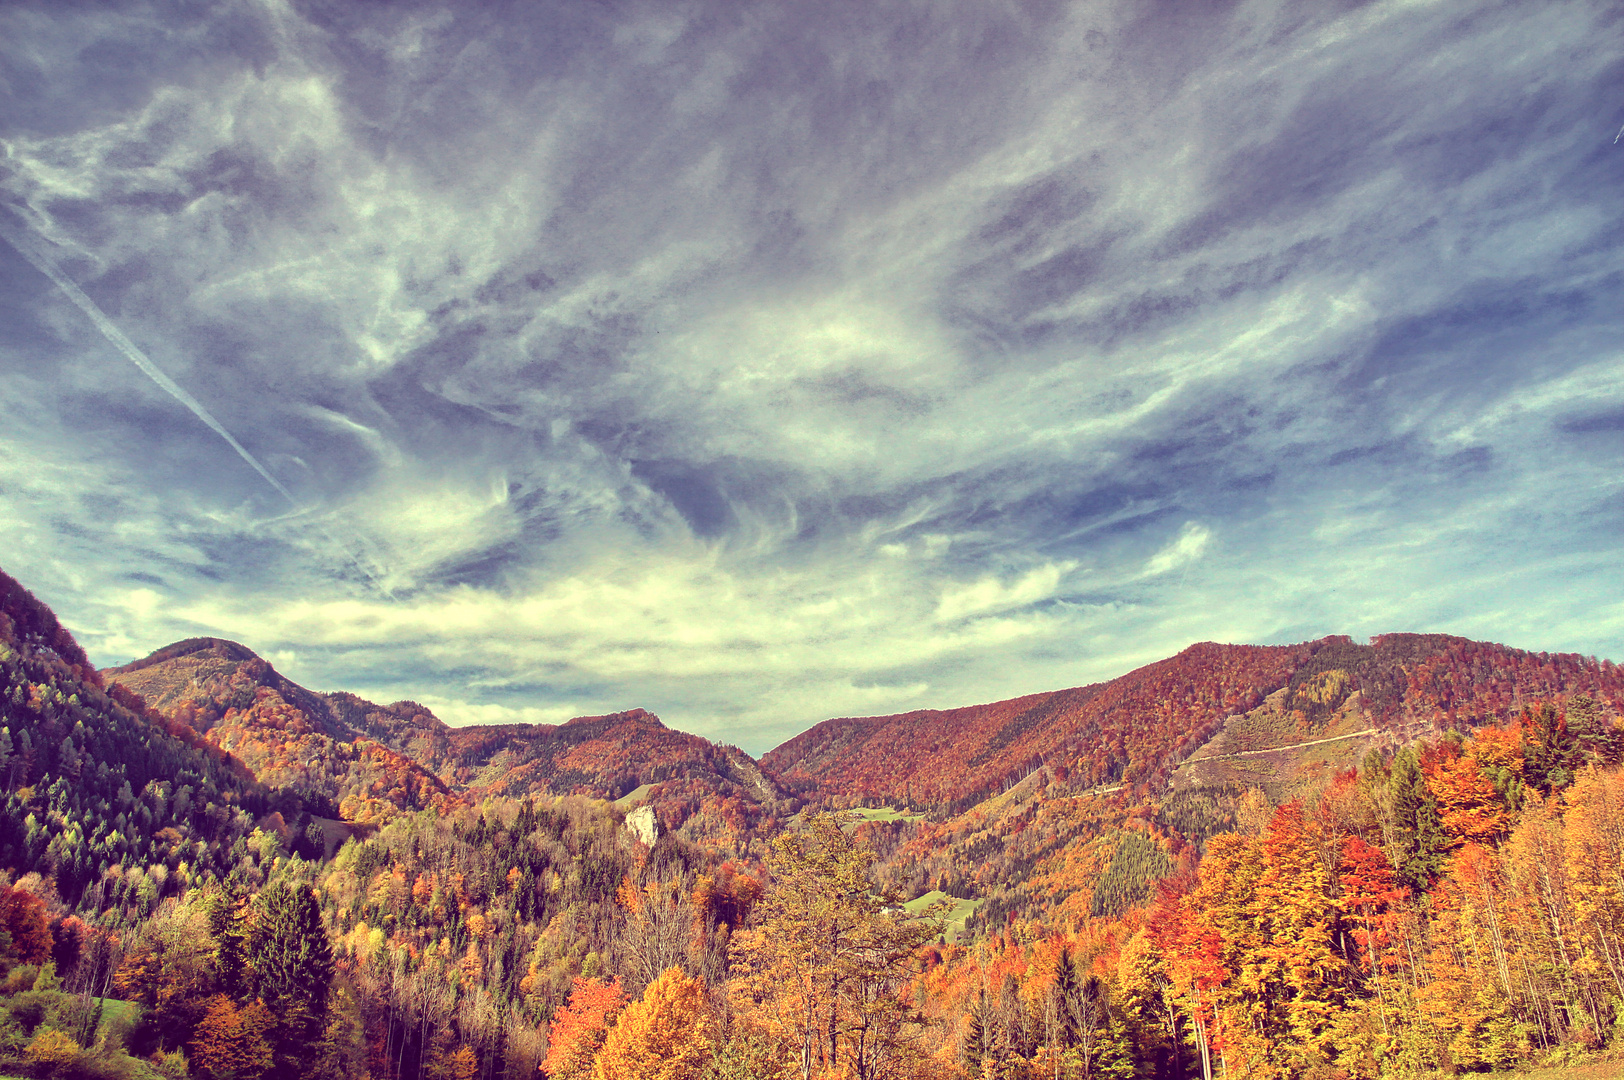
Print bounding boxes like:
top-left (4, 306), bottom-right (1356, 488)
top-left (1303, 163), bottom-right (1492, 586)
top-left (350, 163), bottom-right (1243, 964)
top-left (1, 0), bottom-right (1621, 754)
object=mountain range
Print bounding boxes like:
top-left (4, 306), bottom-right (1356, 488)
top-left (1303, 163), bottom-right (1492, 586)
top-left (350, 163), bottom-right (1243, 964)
top-left (3, 557), bottom-right (1622, 887)
top-left (9, 560), bottom-right (1621, 856)
top-left (6, 561), bottom-right (1624, 1065)
top-left (101, 635), bottom-right (791, 853)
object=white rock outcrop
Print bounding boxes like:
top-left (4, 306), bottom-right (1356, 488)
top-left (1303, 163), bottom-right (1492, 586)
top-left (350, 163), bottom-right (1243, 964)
top-left (624, 804), bottom-right (659, 846)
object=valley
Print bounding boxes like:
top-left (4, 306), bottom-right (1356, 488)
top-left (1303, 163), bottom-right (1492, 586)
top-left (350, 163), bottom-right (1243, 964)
top-left (2, 563), bottom-right (1623, 1078)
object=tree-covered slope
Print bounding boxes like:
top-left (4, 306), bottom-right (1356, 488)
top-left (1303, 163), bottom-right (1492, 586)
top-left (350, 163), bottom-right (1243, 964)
top-left (763, 641), bottom-right (1314, 810)
top-left (0, 569), bottom-right (270, 908)
top-left (107, 638), bottom-right (793, 849)
top-left (762, 634), bottom-right (1624, 812)
top-left (107, 639), bottom-right (454, 822)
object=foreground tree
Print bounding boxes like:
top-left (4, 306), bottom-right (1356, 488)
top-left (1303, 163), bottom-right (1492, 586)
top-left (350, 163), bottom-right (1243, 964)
top-left (592, 966), bottom-right (715, 1080)
top-left (731, 813), bottom-right (942, 1080)
top-left (246, 880), bottom-right (333, 1080)
top-left (191, 994), bottom-right (275, 1080)
top-left (544, 976), bottom-right (628, 1080)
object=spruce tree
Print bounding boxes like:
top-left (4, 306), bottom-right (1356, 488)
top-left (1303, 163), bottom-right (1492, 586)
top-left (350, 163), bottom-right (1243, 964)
top-left (1052, 947), bottom-right (1080, 1046)
top-left (1387, 748), bottom-right (1446, 892)
top-left (247, 880), bottom-right (333, 1080)
top-left (1522, 702), bottom-right (1582, 793)
top-left (202, 887), bottom-right (249, 1000)
top-left (963, 991), bottom-right (987, 1070)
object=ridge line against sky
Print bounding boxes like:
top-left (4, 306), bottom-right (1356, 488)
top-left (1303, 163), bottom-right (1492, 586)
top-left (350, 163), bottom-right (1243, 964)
top-left (1, 0), bottom-right (1621, 754)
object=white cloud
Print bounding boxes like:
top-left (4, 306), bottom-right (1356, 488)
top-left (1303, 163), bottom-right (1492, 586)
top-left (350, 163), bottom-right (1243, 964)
top-left (401, 696), bottom-right (590, 729)
top-left (936, 562), bottom-right (1076, 622)
top-left (1141, 524), bottom-right (1212, 579)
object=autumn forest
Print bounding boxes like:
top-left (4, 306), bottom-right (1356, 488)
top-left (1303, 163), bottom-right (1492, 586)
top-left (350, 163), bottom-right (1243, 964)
top-left (0, 565), bottom-right (1622, 1080)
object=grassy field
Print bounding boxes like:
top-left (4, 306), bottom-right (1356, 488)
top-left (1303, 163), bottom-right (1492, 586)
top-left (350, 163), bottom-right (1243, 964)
top-left (842, 806), bottom-right (924, 823)
top-left (904, 890), bottom-right (981, 942)
top-left (1479, 1057), bottom-right (1623, 1080)
top-left (93, 997), bottom-right (140, 1034)
top-left (1400, 1052), bottom-right (1624, 1080)
top-left (612, 783), bottom-right (654, 810)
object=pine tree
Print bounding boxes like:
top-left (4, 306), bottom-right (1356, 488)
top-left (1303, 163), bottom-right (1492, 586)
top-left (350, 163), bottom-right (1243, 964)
top-left (246, 881), bottom-right (333, 1080)
top-left (1387, 749), bottom-right (1447, 892)
top-left (1051, 948), bottom-right (1079, 1047)
top-left (1522, 702), bottom-right (1582, 794)
top-left (963, 992), bottom-right (988, 1071)
top-left (1564, 694), bottom-right (1622, 765)
top-left (202, 888), bottom-right (249, 1000)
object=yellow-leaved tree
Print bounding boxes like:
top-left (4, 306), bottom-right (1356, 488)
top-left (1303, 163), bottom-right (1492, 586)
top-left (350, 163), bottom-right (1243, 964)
top-left (730, 812), bottom-right (944, 1080)
top-left (591, 966), bottom-right (716, 1080)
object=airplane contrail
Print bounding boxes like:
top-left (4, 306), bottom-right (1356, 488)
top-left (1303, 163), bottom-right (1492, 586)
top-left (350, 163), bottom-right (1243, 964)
top-left (1, 212), bottom-right (392, 591)
top-left (0, 214), bottom-right (298, 506)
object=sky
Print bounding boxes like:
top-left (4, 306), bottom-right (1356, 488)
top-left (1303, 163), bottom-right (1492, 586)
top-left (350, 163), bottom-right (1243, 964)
top-left (1, 0), bottom-right (1621, 754)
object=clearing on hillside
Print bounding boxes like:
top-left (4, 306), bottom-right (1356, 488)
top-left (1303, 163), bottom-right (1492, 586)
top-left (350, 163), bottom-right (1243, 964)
top-left (904, 890), bottom-right (981, 942)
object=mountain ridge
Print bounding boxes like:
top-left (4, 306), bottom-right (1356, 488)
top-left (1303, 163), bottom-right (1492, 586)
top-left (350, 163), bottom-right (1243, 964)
top-left (765, 632), bottom-right (1624, 812)
top-left (19, 560), bottom-right (1624, 850)
top-left (103, 636), bottom-right (795, 849)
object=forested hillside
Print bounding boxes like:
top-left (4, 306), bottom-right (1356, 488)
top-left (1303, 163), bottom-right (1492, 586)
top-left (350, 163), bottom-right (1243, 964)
top-left (765, 634), bottom-right (1624, 812)
top-left (3, 563), bottom-right (1624, 1078)
top-left (0, 570), bottom-right (284, 908)
top-left (107, 639), bottom-right (451, 822)
top-left (107, 641), bottom-right (792, 853)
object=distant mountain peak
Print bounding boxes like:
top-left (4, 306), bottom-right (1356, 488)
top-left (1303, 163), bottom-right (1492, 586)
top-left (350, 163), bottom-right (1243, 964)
top-left (102, 631), bottom-right (787, 839)
top-left (565, 707), bottom-right (662, 728)
top-left (118, 636), bottom-right (263, 669)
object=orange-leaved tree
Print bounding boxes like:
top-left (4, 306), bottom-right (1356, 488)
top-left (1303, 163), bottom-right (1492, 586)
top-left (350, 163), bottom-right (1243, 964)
top-left (591, 966), bottom-right (715, 1080)
top-left (1337, 835), bottom-right (1405, 976)
top-left (190, 994), bottom-right (274, 1080)
top-left (0, 884), bottom-right (51, 965)
top-left (542, 976), bottom-right (627, 1080)
top-left (1422, 736), bottom-right (1517, 846)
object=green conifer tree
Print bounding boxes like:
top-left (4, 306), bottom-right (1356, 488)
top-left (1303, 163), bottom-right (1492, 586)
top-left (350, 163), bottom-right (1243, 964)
top-left (1052, 948), bottom-right (1080, 1047)
top-left (963, 991), bottom-right (988, 1071)
top-left (1521, 702), bottom-right (1582, 793)
top-left (1387, 749), bottom-right (1446, 892)
top-left (246, 880), bottom-right (333, 1080)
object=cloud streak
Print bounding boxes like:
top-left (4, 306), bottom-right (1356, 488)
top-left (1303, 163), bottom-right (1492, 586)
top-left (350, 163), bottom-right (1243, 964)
top-left (0, 212), bottom-right (297, 506)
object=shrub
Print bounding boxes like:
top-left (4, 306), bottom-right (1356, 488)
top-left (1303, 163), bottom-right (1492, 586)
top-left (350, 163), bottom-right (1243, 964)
top-left (26, 1025), bottom-right (82, 1073)
top-left (152, 1048), bottom-right (189, 1079)
top-left (3, 964), bottom-right (40, 993)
